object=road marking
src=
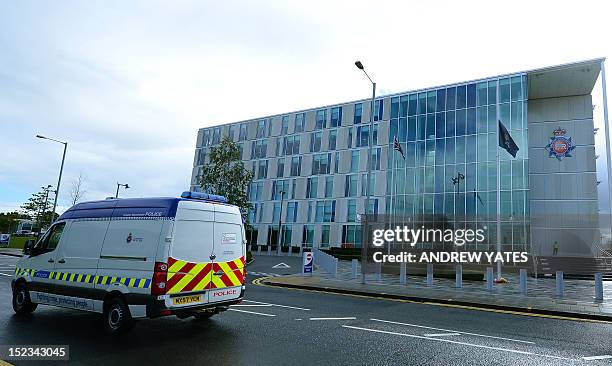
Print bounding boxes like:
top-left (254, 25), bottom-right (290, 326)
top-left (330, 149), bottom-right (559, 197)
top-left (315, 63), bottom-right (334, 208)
top-left (342, 325), bottom-right (576, 361)
top-left (309, 317), bottom-right (356, 321)
top-left (371, 318), bottom-right (534, 344)
top-left (228, 309), bottom-right (276, 317)
top-left (0, 273), bottom-right (12, 277)
top-left (243, 299), bottom-right (310, 311)
top-left (272, 263), bottom-right (290, 269)
top-left (583, 355), bottom-right (612, 361)
top-left (231, 304), bottom-right (273, 307)
top-left (424, 333), bottom-right (461, 337)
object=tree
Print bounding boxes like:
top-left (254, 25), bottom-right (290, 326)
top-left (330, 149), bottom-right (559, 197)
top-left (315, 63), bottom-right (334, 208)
top-left (199, 136), bottom-right (254, 226)
top-left (20, 188), bottom-right (57, 230)
top-left (69, 172), bottom-right (87, 205)
top-left (0, 211), bottom-right (28, 234)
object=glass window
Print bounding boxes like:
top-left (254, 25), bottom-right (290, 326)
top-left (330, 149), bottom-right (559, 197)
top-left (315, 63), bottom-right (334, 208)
top-left (331, 107), bottom-right (342, 127)
top-left (350, 150), bottom-right (360, 173)
top-left (456, 85), bottom-right (466, 109)
top-left (329, 130), bottom-right (337, 150)
top-left (347, 199), bottom-right (357, 222)
top-left (356, 125), bottom-right (378, 147)
top-left (370, 147), bottom-right (381, 170)
top-left (400, 95), bottom-right (409, 117)
top-left (466, 108), bottom-right (476, 135)
top-left (256, 120), bottom-right (267, 138)
top-left (286, 202), bottom-right (298, 223)
top-left (295, 113), bottom-right (305, 133)
top-left (426, 114), bottom-right (435, 139)
top-left (374, 100), bottom-right (383, 121)
top-left (316, 109), bottom-right (327, 129)
top-left (354, 103), bottom-right (363, 124)
top-left (334, 152), bottom-right (340, 173)
top-left (257, 160), bottom-right (268, 179)
top-left (290, 156), bottom-right (301, 176)
top-left (499, 78), bottom-right (510, 103)
top-left (407, 116), bottom-right (417, 141)
top-left (321, 225), bottom-right (330, 247)
top-left (511, 76), bottom-right (522, 101)
top-left (277, 158), bottom-right (284, 178)
top-left (306, 177), bottom-right (318, 199)
top-left (239, 123), bottom-right (248, 141)
top-left (347, 127), bottom-right (353, 148)
top-left (391, 97), bottom-right (399, 119)
top-left (312, 153), bottom-right (331, 175)
top-left (467, 83), bottom-right (476, 108)
top-left (345, 174), bottom-right (358, 197)
top-left (435, 112), bottom-right (445, 138)
top-left (202, 130), bottom-right (210, 146)
top-left (361, 173), bottom-right (375, 196)
top-left (251, 140), bottom-right (267, 159)
top-left (488, 80), bottom-right (497, 105)
top-left (303, 225), bottom-right (314, 247)
top-left (281, 115), bottom-right (289, 135)
top-left (35, 223), bottom-right (66, 253)
top-left (446, 87), bottom-right (456, 110)
top-left (455, 109), bottom-right (466, 136)
top-left (427, 91), bottom-right (436, 114)
top-left (310, 132), bottom-right (322, 152)
top-left (272, 179), bottom-right (288, 200)
top-left (436, 89), bottom-right (445, 112)
top-left (477, 106), bottom-right (488, 134)
top-left (325, 176), bottom-right (333, 197)
top-left (476, 82), bottom-right (488, 106)
top-left (418, 92), bottom-right (427, 114)
top-left (408, 94), bottom-right (417, 116)
top-left (227, 125), bottom-right (236, 141)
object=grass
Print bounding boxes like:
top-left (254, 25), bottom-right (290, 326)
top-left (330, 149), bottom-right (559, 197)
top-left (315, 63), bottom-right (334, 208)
top-left (6, 236), bottom-right (34, 249)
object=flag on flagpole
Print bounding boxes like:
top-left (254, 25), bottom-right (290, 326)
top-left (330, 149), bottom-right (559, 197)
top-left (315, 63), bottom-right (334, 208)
top-left (393, 136), bottom-right (405, 159)
top-left (498, 120), bottom-right (519, 158)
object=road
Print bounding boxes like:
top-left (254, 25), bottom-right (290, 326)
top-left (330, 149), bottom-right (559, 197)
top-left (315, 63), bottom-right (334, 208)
top-left (1, 254), bottom-right (612, 365)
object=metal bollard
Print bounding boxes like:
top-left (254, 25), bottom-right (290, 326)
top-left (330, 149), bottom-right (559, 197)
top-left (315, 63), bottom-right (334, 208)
top-left (399, 262), bottom-right (407, 285)
top-left (455, 264), bottom-right (462, 288)
top-left (351, 259), bottom-right (358, 279)
top-left (486, 267), bottom-right (494, 291)
top-left (257, 245), bottom-right (261, 254)
top-left (555, 271), bottom-right (564, 297)
top-left (427, 263), bottom-right (433, 286)
top-left (267, 246), bottom-right (271, 256)
top-left (332, 258), bottom-right (338, 278)
top-left (595, 272), bottom-right (604, 301)
top-left (520, 269), bottom-right (527, 295)
top-left (299, 246), bottom-right (303, 256)
top-left (375, 262), bottom-right (382, 281)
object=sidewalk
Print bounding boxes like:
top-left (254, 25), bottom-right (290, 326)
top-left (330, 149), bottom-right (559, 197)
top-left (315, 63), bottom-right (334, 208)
top-left (0, 248), bottom-right (23, 257)
top-left (263, 260), bottom-right (612, 321)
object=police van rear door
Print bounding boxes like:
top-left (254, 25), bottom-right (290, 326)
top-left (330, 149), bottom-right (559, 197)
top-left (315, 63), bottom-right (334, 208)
top-left (208, 204), bottom-right (245, 303)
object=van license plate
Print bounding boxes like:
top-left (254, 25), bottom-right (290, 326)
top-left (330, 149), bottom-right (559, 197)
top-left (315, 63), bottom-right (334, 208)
top-left (172, 294), bottom-right (202, 305)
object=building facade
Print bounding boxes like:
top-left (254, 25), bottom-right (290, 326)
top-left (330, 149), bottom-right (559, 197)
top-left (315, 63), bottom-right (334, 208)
top-left (191, 59), bottom-right (607, 257)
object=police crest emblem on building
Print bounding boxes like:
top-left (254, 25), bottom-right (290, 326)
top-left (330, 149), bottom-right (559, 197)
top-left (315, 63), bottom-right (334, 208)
top-left (546, 127), bottom-right (575, 161)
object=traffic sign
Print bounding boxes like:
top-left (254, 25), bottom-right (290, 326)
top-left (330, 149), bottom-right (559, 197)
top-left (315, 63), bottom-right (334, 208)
top-left (303, 251), bottom-right (313, 276)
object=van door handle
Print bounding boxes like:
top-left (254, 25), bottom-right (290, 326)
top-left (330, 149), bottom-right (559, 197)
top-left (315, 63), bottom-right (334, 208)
top-left (58, 259), bottom-right (66, 264)
top-left (47, 258), bottom-right (54, 263)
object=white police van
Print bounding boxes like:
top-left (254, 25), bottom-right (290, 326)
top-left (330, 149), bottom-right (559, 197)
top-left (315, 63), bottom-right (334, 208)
top-left (12, 192), bottom-right (246, 333)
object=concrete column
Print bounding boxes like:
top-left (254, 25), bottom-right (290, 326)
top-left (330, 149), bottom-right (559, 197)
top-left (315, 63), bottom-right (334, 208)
top-left (486, 267), bottom-right (494, 291)
top-left (595, 272), bottom-right (604, 301)
top-left (555, 271), bottom-right (564, 297)
top-left (426, 263), bottom-right (433, 286)
top-left (520, 269), bottom-right (527, 295)
top-left (399, 262), bottom-right (407, 285)
top-left (455, 264), bottom-right (462, 288)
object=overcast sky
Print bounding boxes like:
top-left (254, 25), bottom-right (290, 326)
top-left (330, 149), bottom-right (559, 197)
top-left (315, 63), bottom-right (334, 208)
top-left (1, 0), bottom-right (611, 214)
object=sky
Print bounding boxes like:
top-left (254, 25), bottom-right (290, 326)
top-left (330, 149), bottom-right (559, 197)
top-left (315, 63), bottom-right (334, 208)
top-left (0, 0), bottom-right (611, 214)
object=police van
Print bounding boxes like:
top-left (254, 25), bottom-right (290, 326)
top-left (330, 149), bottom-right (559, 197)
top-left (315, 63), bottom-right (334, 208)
top-left (11, 191), bottom-right (246, 333)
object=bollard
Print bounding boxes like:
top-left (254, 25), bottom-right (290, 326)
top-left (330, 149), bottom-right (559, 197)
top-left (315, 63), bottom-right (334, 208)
top-left (399, 262), bottom-right (407, 285)
top-left (299, 246), bottom-right (303, 256)
top-left (351, 259), bottom-right (358, 279)
top-left (486, 267), bottom-right (494, 291)
top-left (267, 246), bottom-right (271, 256)
top-left (257, 245), bottom-right (261, 254)
top-left (455, 264), bottom-right (462, 288)
top-left (595, 272), bottom-right (604, 301)
top-left (520, 269), bottom-right (527, 295)
top-left (375, 262), bottom-right (382, 281)
top-left (332, 258), bottom-right (338, 278)
top-left (555, 271), bottom-right (564, 297)
top-left (427, 263), bottom-right (433, 286)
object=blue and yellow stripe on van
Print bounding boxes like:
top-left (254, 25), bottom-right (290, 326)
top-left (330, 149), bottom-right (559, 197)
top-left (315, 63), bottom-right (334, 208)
top-left (14, 267), bottom-right (151, 289)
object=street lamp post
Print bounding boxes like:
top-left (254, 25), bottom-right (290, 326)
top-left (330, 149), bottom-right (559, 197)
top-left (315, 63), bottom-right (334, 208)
top-left (36, 135), bottom-right (67, 223)
top-left (451, 173), bottom-right (465, 251)
top-left (116, 183), bottom-right (130, 198)
top-left (276, 190), bottom-right (285, 256)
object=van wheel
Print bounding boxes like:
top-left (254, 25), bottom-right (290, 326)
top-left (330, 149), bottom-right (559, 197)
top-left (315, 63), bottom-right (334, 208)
top-left (193, 311), bottom-right (215, 320)
top-left (103, 298), bottom-right (134, 334)
top-left (12, 282), bottom-right (37, 315)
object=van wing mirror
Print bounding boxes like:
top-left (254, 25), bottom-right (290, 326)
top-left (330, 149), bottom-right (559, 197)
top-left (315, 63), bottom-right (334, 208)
top-left (23, 240), bottom-right (35, 256)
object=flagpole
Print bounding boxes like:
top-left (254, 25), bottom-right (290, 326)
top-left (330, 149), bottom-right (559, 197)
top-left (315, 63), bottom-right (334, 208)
top-left (496, 79), bottom-right (502, 280)
top-left (390, 138), bottom-right (396, 255)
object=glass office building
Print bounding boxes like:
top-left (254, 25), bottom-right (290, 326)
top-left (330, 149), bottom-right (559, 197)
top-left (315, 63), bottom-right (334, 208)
top-left (191, 59), bottom-right (608, 257)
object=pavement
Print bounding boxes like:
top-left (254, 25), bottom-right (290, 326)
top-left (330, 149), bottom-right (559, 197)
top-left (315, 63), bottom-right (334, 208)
top-left (263, 259), bottom-right (612, 321)
top-left (1, 254), bottom-right (612, 365)
top-left (0, 249), bottom-right (22, 258)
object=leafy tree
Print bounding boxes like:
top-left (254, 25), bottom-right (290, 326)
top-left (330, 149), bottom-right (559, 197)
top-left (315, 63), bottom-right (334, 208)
top-left (199, 136), bottom-right (254, 226)
top-left (0, 211), bottom-right (28, 233)
top-left (20, 188), bottom-right (57, 229)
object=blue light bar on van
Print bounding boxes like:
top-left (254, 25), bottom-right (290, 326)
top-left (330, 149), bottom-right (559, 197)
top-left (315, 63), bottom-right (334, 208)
top-left (180, 191), bottom-right (228, 203)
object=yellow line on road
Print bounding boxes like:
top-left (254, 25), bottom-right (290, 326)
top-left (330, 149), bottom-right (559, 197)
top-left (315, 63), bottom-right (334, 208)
top-left (252, 277), bottom-right (612, 324)
top-left (0, 359), bottom-right (14, 366)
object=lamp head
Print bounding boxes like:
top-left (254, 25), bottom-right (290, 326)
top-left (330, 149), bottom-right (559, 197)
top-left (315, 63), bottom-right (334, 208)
top-left (354, 61), bottom-right (364, 70)
top-left (125, 184), bottom-right (130, 189)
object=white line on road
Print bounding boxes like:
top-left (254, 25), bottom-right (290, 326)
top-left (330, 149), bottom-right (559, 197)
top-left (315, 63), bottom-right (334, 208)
top-left (309, 317), bottom-right (357, 321)
top-left (370, 318), bottom-right (535, 344)
top-left (230, 304), bottom-right (273, 307)
top-left (228, 309), bottom-right (276, 317)
top-left (583, 355), bottom-right (612, 361)
top-left (424, 333), bottom-right (461, 337)
top-left (243, 300), bottom-right (310, 311)
top-left (0, 273), bottom-right (12, 277)
top-left (342, 325), bottom-right (576, 361)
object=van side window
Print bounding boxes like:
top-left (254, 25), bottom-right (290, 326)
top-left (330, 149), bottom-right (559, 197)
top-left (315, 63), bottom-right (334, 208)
top-left (32, 223), bottom-right (66, 255)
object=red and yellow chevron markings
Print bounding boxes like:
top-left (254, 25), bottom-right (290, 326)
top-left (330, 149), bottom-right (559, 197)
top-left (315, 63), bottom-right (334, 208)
top-left (166, 256), bottom-right (244, 294)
